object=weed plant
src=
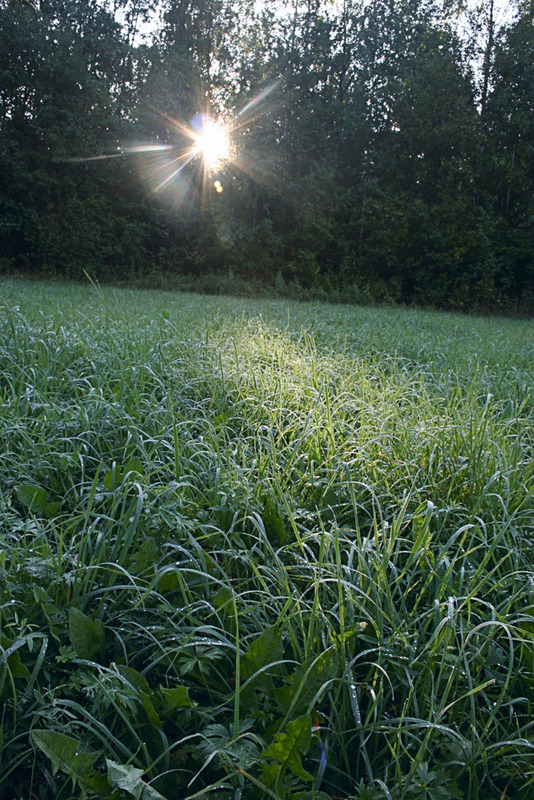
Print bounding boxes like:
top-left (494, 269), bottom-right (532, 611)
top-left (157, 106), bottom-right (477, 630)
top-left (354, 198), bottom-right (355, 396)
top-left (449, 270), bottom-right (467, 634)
top-left (0, 279), bottom-right (532, 799)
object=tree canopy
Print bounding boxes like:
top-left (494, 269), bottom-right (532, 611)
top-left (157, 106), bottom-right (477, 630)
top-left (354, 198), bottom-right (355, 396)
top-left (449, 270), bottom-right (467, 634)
top-left (0, 0), bottom-right (532, 311)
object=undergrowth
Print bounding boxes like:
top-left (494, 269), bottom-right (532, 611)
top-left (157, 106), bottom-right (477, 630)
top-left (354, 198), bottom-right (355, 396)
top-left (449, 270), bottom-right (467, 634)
top-left (0, 279), bottom-right (532, 799)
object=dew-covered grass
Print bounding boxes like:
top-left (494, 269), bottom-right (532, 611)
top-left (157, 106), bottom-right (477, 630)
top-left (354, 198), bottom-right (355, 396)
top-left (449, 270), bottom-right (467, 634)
top-left (0, 279), bottom-right (532, 799)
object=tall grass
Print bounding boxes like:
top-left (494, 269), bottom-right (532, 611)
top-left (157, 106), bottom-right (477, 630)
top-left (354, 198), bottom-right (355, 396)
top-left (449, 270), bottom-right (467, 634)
top-left (0, 279), bottom-right (532, 799)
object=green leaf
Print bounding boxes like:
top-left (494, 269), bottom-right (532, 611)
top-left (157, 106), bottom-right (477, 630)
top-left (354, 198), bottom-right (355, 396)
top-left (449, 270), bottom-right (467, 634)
top-left (293, 794), bottom-right (333, 800)
top-left (212, 585), bottom-right (237, 635)
top-left (116, 664), bottom-right (152, 694)
top-left (262, 495), bottom-right (289, 545)
top-left (407, 763), bottom-right (463, 800)
top-left (68, 607), bottom-right (106, 661)
top-left (106, 759), bottom-right (169, 799)
top-left (115, 666), bottom-right (163, 727)
top-left (123, 457), bottom-right (143, 476)
top-left (15, 484), bottom-right (59, 517)
top-left (1, 636), bottom-right (31, 679)
top-left (128, 537), bottom-right (160, 574)
top-left (518, 607), bottom-right (534, 637)
top-left (103, 462), bottom-right (122, 491)
top-left (156, 569), bottom-right (181, 594)
top-left (160, 685), bottom-right (196, 713)
top-left (140, 690), bottom-right (163, 728)
top-left (33, 585), bottom-right (63, 641)
top-left (241, 626), bottom-right (283, 680)
top-left (260, 715), bottom-right (314, 783)
top-left (103, 458), bottom-right (143, 491)
top-left (261, 763), bottom-right (284, 792)
top-left (213, 586), bottom-right (233, 609)
top-left (106, 760), bottom-right (144, 798)
top-left (275, 647), bottom-right (339, 716)
top-left (32, 730), bottom-right (112, 798)
top-left (32, 584), bottom-right (65, 643)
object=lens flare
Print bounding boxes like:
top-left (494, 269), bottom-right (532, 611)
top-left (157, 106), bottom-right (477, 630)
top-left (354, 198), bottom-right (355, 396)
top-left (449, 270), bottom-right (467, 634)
top-left (192, 120), bottom-right (230, 169)
top-left (63, 81), bottom-right (280, 210)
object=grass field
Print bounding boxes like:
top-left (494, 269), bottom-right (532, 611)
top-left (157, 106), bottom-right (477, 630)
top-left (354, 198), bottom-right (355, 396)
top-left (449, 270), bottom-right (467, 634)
top-left (0, 278), bottom-right (532, 799)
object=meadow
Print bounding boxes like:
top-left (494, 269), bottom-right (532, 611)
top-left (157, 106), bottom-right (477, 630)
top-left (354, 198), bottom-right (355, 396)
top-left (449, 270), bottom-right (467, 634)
top-left (0, 278), bottom-right (532, 800)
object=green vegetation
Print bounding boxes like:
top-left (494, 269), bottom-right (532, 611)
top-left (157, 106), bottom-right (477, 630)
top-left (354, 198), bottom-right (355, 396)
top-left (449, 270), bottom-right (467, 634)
top-left (1, 0), bottom-right (533, 312)
top-left (0, 279), bottom-right (532, 799)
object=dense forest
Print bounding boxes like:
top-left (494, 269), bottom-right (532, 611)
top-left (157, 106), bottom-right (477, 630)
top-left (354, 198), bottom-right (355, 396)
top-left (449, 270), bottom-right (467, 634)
top-left (0, 0), bottom-right (533, 312)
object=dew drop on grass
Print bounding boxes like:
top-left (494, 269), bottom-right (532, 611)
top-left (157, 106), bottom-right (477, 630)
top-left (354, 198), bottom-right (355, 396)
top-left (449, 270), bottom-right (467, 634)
top-left (348, 682), bottom-right (362, 726)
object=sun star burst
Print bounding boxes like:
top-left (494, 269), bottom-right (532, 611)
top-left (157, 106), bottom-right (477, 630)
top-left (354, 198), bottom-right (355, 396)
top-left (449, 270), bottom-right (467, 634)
top-left (192, 120), bottom-right (230, 170)
top-left (65, 82), bottom-right (280, 209)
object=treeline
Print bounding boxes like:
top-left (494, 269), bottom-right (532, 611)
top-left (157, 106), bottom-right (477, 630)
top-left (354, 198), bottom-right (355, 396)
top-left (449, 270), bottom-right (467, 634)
top-left (0, 0), bottom-right (533, 312)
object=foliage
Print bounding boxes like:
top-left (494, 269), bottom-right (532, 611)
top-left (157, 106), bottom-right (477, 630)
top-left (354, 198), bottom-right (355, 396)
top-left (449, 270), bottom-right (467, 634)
top-left (0, 279), bottom-right (532, 798)
top-left (0, 1), bottom-right (532, 310)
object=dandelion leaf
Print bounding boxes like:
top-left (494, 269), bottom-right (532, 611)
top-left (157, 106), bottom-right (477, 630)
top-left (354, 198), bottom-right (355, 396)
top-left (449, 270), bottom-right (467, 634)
top-left (68, 607), bottom-right (106, 661)
top-left (160, 685), bottom-right (196, 713)
top-left (116, 665), bottom-right (163, 727)
top-left (260, 715), bottom-right (314, 783)
top-left (0, 636), bottom-right (31, 679)
top-left (15, 484), bottom-right (59, 517)
top-left (275, 647), bottom-right (339, 715)
top-left (106, 759), bottom-right (167, 799)
top-left (32, 730), bottom-right (111, 798)
top-left (241, 626), bottom-right (283, 680)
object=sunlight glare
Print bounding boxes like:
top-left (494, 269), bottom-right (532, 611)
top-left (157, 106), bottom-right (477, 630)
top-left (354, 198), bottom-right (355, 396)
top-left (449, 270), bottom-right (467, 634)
top-left (64, 82), bottom-right (281, 208)
top-left (192, 120), bottom-right (230, 169)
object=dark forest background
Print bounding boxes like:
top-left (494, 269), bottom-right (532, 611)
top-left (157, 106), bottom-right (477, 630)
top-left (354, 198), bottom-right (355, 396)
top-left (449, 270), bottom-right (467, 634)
top-left (1, 0), bottom-right (533, 312)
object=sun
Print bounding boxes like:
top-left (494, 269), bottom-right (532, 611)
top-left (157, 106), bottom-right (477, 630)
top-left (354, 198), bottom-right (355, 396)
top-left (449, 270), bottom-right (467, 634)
top-left (67, 84), bottom-right (280, 205)
top-left (192, 120), bottom-right (230, 169)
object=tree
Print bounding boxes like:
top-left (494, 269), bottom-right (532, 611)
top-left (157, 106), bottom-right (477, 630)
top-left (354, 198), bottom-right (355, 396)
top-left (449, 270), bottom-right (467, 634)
top-left (0, 0), bottom-right (163, 278)
top-left (483, 2), bottom-right (534, 306)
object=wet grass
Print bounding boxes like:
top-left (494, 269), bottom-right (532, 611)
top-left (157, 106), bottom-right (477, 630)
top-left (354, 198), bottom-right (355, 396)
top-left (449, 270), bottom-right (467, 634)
top-left (0, 278), bottom-right (532, 799)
